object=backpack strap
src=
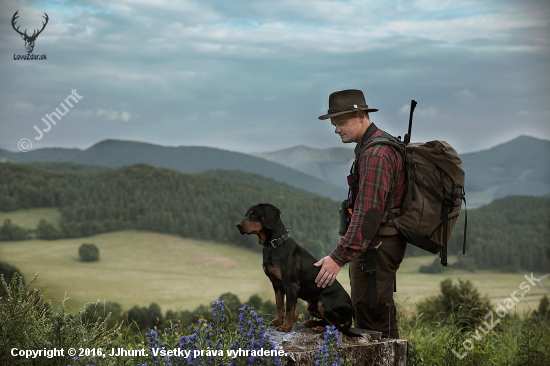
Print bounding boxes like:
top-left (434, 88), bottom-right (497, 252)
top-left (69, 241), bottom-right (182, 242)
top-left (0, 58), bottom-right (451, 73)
top-left (351, 131), bottom-right (405, 308)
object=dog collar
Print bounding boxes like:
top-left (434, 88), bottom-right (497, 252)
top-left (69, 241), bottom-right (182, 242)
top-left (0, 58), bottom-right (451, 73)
top-left (270, 230), bottom-right (290, 248)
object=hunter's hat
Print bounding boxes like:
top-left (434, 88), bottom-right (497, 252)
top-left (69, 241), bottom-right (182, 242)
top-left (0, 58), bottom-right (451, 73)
top-left (318, 89), bottom-right (378, 120)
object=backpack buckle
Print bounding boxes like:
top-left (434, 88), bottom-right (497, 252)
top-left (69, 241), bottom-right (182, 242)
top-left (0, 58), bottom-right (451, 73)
top-left (452, 185), bottom-right (464, 199)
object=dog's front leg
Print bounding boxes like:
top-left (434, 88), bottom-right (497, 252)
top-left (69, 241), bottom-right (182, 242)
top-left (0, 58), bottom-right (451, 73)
top-left (269, 287), bottom-right (285, 327)
top-left (277, 283), bottom-right (299, 333)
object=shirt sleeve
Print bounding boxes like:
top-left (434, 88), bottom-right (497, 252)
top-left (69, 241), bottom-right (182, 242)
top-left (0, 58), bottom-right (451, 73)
top-left (329, 147), bottom-right (395, 266)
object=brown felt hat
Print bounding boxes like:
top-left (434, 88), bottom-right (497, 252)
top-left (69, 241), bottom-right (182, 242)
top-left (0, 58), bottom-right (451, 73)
top-left (318, 89), bottom-right (378, 120)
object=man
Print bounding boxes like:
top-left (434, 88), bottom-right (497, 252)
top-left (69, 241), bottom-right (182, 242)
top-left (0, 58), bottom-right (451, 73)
top-left (313, 89), bottom-right (407, 339)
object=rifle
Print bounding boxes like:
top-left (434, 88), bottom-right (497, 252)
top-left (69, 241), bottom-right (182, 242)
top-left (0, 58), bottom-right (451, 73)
top-left (403, 100), bottom-right (417, 145)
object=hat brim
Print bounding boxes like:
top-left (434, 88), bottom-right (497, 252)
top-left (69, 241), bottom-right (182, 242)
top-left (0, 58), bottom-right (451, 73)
top-left (318, 107), bottom-right (378, 120)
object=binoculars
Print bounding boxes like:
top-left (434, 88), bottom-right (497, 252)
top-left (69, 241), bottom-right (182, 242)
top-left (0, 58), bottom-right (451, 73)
top-left (338, 200), bottom-right (351, 236)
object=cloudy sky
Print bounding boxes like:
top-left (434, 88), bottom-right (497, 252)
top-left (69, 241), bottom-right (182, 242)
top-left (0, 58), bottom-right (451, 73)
top-left (1, 0), bottom-right (548, 155)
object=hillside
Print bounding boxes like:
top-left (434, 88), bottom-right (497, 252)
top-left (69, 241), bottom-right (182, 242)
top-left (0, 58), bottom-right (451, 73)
top-left (445, 195), bottom-right (550, 272)
top-left (0, 162), bottom-right (341, 258)
top-left (252, 145), bottom-right (354, 189)
top-left (0, 230), bottom-right (273, 312)
top-left (460, 135), bottom-right (550, 196)
top-left (0, 140), bottom-right (346, 201)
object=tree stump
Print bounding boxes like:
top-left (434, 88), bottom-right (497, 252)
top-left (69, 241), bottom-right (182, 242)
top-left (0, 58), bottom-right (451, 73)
top-left (267, 323), bottom-right (408, 365)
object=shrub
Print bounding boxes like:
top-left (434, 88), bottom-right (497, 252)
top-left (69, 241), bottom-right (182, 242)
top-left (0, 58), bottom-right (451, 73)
top-left (79, 243), bottom-right (99, 262)
top-left (219, 292), bottom-right (242, 319)
top-left (419, 258), bottom-right (447, 273)
top-left (84, 300), bottom-right (124, 330)
top-left (0, 273), bottom-right (123, 365)
top-left (127, 302), bottom-right (163, 331)
top-left (531, 294), bottom-right (550, 322)
top-left (416, 278), bottom-right (492, 330)
top-left (36, 219), bottom-right (61, 240)
top-left (0, 261), bottom-right (25, 298)
top-left (246, 293), bottom-right (263, 310)
top-left (0, 219), bottom-right (30, 241)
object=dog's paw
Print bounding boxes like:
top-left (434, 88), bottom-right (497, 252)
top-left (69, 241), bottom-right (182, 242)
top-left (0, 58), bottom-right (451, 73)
top-left (311, 326), bottom-right (326, 334)
top-left (269, 318), bottom-right (283, 327)
top-left (304, 319), bottom-right (320, 328)
top-left (305, 319), bottom-right (327, 328)
top-left (276, 324), bottom-right (293, 333)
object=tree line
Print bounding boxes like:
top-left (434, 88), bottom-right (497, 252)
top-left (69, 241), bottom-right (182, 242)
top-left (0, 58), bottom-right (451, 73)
top-left (1, 162), bottom-right (548, 271)
top-left (413, 195), bottom-right (549, 272)
top-left (0, 162), bottom-right (340, 258)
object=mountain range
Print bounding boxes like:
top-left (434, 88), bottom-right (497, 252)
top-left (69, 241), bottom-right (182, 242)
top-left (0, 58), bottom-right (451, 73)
top-left (1, 135), bottom-right (548, 207)
top-left (253, 135), bottom-right (550, 207)
top-left (0, 140), bottom-right (346, 201)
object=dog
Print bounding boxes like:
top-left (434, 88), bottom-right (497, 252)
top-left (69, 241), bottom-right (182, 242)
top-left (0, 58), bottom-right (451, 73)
top-left (236, 203), bottom-right (361, 337)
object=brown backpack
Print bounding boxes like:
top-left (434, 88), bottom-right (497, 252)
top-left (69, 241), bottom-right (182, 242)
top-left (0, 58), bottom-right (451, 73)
top-left (357, 135), bottom-right (467, 266)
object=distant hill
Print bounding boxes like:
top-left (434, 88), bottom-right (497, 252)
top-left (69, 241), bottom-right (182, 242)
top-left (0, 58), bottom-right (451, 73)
top-left (3, 135), bottom-right (548, 206)
top-left (253, 135), bottom-right (550, 207)
top-left (0, 140), bottom-right (346, 201)
top-left (252, 145), bottom-right (354, 189)
top-left (460, 135), bottom-right (550, 200)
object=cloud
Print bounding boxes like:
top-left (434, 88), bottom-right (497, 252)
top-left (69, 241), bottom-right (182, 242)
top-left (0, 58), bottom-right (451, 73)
top-left (7, 102), bottom-right (36, 111)
top-left (97, 109), bottom-right (132, 122)
top-left (0, 0), bottom-right (549, 154)
top-left (453, 89), bottom-right (479, 102)
top-left (398, 104), bottom-right (439, 117)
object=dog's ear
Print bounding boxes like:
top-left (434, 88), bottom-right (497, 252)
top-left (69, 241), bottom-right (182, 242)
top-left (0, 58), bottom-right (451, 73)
top-left (261, 203), bottom-right (281, 229)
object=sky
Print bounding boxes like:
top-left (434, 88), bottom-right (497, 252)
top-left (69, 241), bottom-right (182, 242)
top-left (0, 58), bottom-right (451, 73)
top-left (1, 0), bottom-right (549, 155)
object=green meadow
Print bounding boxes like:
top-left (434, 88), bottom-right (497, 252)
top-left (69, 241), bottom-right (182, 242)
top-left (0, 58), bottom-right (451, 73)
top-left (0, 208), bottom-right (547, 317)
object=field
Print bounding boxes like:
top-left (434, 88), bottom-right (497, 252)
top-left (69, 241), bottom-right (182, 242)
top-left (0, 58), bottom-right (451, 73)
top-left (0, 208), bottom-right (547, 317)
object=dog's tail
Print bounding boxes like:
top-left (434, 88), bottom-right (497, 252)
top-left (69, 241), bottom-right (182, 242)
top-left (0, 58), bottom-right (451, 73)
top-left (339, 327), bottom-right (363, 338)
top-left (336, 321), bottom-right (362, 338)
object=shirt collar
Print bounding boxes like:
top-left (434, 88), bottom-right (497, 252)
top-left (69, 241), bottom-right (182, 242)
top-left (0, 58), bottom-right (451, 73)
top-left (354, 123), bottom-right (378, 155)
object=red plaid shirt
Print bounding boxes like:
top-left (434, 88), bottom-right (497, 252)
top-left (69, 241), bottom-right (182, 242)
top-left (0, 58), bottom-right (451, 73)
top-left (330, 126), bottom-right (405, 266)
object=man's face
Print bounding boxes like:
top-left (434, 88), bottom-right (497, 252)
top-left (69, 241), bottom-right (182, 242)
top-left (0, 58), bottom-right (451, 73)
top-left (330, 112), bottom-right (368, 144)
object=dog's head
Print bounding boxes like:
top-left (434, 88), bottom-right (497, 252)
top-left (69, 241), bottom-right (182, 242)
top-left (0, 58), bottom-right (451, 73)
top-left (236, 203), bottom-right (281, 242)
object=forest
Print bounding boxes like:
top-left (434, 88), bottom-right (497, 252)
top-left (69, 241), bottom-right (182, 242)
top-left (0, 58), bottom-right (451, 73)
top-left (0, 162), bottom-right (548, 271)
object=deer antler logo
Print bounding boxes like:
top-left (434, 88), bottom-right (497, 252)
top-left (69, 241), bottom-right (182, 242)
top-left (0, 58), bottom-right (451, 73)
top-left (12, 10), bottom-right (49, 54)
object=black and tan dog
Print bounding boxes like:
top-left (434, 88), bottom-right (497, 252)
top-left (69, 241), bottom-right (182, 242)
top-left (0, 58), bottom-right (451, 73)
top-left (236, 203), bottom-right (360, 337)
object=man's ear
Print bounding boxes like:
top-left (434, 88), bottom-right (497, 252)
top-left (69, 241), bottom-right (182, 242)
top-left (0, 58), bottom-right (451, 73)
top-left (261, 204), bottom-right (281, 229)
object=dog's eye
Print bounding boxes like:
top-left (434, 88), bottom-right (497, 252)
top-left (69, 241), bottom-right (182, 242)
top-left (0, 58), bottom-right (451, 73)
top-left (248, 212), bottom-right (261, 220)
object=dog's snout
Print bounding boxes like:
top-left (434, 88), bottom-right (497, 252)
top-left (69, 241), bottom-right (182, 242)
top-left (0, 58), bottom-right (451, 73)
top-left (236, 220), bottom-right (245, 231)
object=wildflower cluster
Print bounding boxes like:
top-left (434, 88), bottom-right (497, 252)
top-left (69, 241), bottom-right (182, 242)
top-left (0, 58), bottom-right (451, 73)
top-left (314, 325), bottom-right (345, 366)
top-left (141, 301), bottom-right (283, 366)
top-left (228, 304), bottom-right (282, 366)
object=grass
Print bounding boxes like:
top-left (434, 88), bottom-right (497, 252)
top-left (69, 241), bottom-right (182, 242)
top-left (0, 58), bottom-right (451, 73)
top-left (0, 208), bottom-right (547, 318)
top-left (0, 207), bottom-right (62, 230)
top-left (0, 229), bottom-right (276, 313)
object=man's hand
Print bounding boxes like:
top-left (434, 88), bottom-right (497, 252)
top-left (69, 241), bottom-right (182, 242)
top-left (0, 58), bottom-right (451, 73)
top-left (313, 256), bottom-right (341, 288)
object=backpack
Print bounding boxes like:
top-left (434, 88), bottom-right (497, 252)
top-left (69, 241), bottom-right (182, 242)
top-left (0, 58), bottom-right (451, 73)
top-left (353, 131), bottom-right (467, 266)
